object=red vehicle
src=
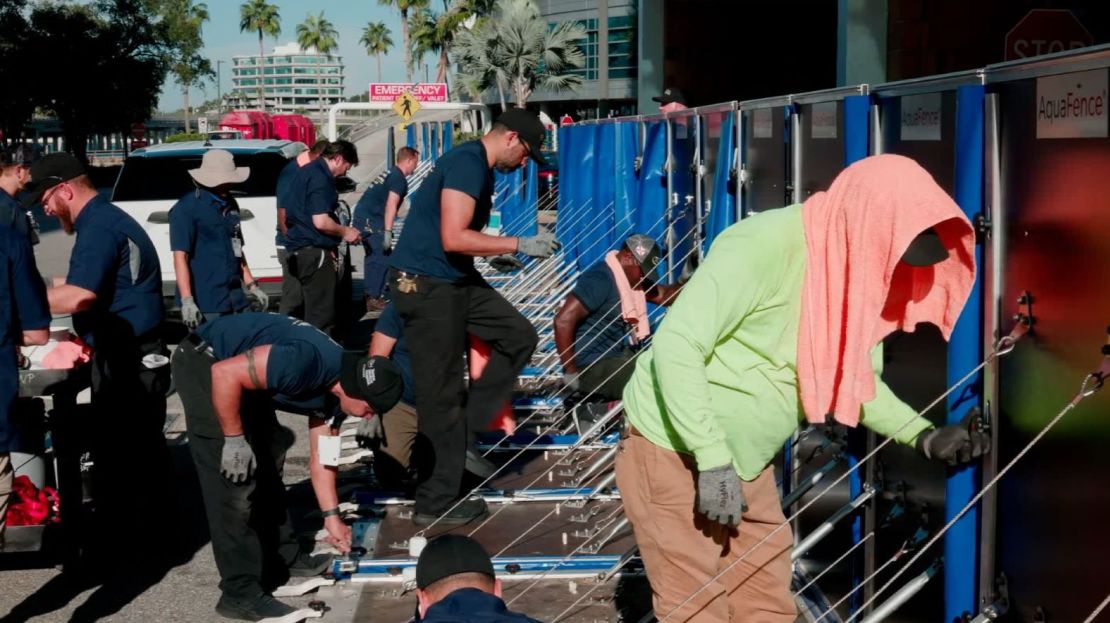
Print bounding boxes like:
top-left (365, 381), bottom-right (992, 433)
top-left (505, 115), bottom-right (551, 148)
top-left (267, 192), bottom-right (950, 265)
top-left (219, 110), bottom-right (273, 139)
top-left (271, 114), bottom-right (316, 144)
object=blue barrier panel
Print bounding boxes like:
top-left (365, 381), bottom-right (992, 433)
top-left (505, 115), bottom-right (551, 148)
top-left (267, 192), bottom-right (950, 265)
top-left (406, 123), bottom-right (416, 149)
top-left (842, 92), bottom-right (871, 617)
top-left (556, 125), bottom-right (579, 267)
top-left (521, 159), bottom-right (538, 237)
top-left (572, 125), bottom-right (599, 270)
top-left (580, 123), bottom-right (617, 267)
top-left (443, 121), bottom-right (453, 152)
top-left (706, 112), bottom-right (736, 253)
top-left (430, 122), bottom-right (439, 158)
top-left (615, 122), bottom-right (640, 241)
top-left (669, 121), bottom-right (695, 281)
top-left (637, 121), bottom-right (668, 253)
top-left (944, 83), bottom-right (985, 623)
top-left (421, 123), bottom-right (431, 160)
top-left (496, 169), bottom-right (523, 236)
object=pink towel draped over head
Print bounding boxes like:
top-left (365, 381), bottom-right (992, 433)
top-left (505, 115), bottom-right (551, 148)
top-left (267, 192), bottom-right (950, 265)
top-left (797, 154), bottom-right (976, 426)
top-left (604, 251), bottom-right (651, 344)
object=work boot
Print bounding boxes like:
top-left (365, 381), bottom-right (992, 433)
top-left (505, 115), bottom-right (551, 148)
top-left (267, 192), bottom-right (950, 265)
top-left (413, 496), bottom-right (490, 527)
top-left (465, 447), bottom-right (497, 479)
top-left (289, 552), bottom-right (334, 577)
top-left (215, 594), bottom-right (297, 621)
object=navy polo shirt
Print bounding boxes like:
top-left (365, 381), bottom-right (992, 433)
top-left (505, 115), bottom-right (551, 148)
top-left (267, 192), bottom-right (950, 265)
top-left (196, 312), bottom-right (342, 418)
top-left (0, 190), bottom-right (33, 243)
top-left (373, 303), bottom-right (414, 405)
top-left (67, 196), bottom-right (163, 344)
top-left (274, 158), bottom-right (300, 247)
top-left (390, 141), bottom-right (493, 283)
top-left (169, 188), bottom-right (248, 314)
top-left (352, 166), bottom-right (408, 241)
top-left (0, 225), bottom-right (51, 453)
top-left (570, 261), bottom-right (628, 368)
top-left (284, 158), bottom-right (340, 251)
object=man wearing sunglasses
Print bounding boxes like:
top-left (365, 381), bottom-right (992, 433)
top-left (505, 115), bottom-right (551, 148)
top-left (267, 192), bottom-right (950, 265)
top-left (387, 108), bottom-right (560, 526)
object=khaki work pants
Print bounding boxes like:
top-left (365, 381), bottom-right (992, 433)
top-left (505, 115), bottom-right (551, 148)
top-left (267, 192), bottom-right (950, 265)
top-left (616, 433), bottom-right (796, 622)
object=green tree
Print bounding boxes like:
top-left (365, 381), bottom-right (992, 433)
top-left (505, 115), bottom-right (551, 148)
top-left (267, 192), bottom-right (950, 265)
top-left (452, 16), bottom-right (509, 110)
top-left (410, 7), bottom-right (468, 87)
top-left (489, 0), bottom-right (585, 107)
top-left (28, 0), bottom-right (170, 163)
top-left (239, 0), bottom-right (281, 111)
top-left (0, 0), bottom-right (35, 140)
top-left (163, 1), bottom-right (213, 133)
top-left (377, 0), bottom-right (428, 84)
top-left (359, 21), bottom-right (394, 83)
top-left (296, 12), bottom-right (339, 57)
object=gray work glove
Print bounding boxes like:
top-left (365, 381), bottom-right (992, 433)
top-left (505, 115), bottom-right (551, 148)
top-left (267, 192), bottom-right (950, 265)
top-left (245, 283), bottom-right (269, 311)
top-left (181, 296), bottom-right (202, 329)
top-left (915, 409), bottom-right (991, 467)
top-left (221, 435), bottom-right (256, 484)
top-left (356, 415), bottom-right (383, 448)
top-left (516, 232), bottom-right (562, 259)
top-left (489, 254), bottom-right (525, 273)
top-left (382, 229), bottom-right (393, 253)
top-left (696, 464), bottom-right (747, 528)
top-left (562, 371), bottom-right (581, 393)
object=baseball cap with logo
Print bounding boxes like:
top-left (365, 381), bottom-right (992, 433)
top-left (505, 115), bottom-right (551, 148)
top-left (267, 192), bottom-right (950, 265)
top-left (22, 152), bottom-right (87, 207)
top-left (495, 108), bottom-right (548, 165)
top-left (624, 234), bottom-right (662, 286)
top-left (339, 353), bottom-right (403, 414)
top-left (652, 87), bottom-right (687, 106)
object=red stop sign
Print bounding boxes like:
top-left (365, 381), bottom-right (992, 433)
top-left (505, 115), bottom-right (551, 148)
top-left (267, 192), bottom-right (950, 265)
top-left (559, 114), bottom-right (574, 127)
top-left (131, 122), bottom-right (147, 139)
top-left (1004, 9), bottom-right (1093, 61)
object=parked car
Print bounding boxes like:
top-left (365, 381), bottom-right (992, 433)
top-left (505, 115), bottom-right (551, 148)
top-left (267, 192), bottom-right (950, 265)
top-left (111, 139), bottom-right (306, 306)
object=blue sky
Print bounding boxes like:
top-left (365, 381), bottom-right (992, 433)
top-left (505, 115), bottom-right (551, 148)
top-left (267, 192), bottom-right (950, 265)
top-left (159, 0), bottom-right (435, 111)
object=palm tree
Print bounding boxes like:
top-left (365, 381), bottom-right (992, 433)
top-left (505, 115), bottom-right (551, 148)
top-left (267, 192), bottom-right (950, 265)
top-left (296, 11), bottom-right (340, 56)
top-left (166, 1), bottom-right (212, 132)
top-left (378, 0), bottom-right (429, 84)
top-left (239, 0), bottom-right (281, 111)
top-left (491, 0), bottom-right (585, 107)
top-left (411, 6), bottom-right (468, 86)
top-left (452, 17), bottom-right (509, 110)
top-left (359, 21), bottom-right (393, 83)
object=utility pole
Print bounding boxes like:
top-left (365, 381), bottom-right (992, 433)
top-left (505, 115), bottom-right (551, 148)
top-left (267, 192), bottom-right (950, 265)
top-left (216, 60), bottom-right (225, 111)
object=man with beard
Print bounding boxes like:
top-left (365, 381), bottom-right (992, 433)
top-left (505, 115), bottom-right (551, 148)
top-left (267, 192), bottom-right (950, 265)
top-left (387, 109), bottom-right (560, 526)
top-left (25, 153), bottom-right (170, 555)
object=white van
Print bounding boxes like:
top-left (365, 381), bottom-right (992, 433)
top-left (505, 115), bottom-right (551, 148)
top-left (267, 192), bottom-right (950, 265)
top-left (111, 140), bottom-right (306, 306)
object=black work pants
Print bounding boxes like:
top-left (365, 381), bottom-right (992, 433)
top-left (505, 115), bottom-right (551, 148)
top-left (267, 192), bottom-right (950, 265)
top-left (277, 247), bottom-right (304, 319)
top-left (577, 351), bottom-right (637, 402)
top-left (390, 270), bottom-right (538, 515)
top-left (280, 247), bottom-right (338, 336)
top-left (172, 343), bottom-right (299, 600)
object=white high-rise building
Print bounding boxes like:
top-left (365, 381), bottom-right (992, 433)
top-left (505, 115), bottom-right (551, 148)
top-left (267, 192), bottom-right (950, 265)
top-left (228, 43), bottom-right (345, 114)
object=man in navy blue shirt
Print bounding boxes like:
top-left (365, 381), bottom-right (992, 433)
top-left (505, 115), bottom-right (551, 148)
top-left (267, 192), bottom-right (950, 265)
top-left (280, 140), bottom-right (360, 336)
top-left (415, 535), bottom-right (541, 623)
top-left (0, 220), bottom-right (50, 548)
top-left (276, 139), bottom-right (328, 317)
top-left (553, 234), bottom-right (682, 401)
top-left (352, 146), bottom-right (419, 315)
top-left (171, 312), bottom-right (402, 621)
top-left (388, 109), bottom-right (560, 525)
top-left (27, 153), bottom-right (171, 548)
top-left (171, 149), bottom-right (268, 328)
top-left (0, 143), bottom-right (42, 245)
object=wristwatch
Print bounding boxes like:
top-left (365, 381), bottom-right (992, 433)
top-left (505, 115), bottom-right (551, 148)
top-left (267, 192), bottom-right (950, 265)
top-left (321, 507), bottom-right (341, 518)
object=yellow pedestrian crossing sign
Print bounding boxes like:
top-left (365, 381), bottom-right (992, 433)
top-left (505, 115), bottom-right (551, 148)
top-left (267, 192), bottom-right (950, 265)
top-left (393, 92), bottom-right (421, 121)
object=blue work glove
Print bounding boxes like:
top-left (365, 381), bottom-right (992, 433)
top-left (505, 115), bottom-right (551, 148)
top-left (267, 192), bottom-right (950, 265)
top-left (696, 465), bottom-right (747, 528)
top-left (181, 296), bottom-right (202, 329)
top-left (245, 282), bottom-right (269, 311)
top-left (516, 233), bottom-right (561, 259)
top-left (221, 435), bottom-right (256, 484)
top-left (489, 254), bottom-right (525, 273)
top-left (915, 410), bottom-right (991, 466)
top-left (382, 229), bottom-right (393, 253)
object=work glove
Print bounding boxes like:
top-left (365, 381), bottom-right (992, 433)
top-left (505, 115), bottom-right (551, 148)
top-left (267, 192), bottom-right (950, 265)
top-left (915, 409), bottom-right (991, 467)
top-left (181, 296), bottom-right (202, 329)
top-left (489, 254), bottom-right (525, 273)
top-left (245, 282), bottom-right (269, 311)
top-left (356, 415), bottom-right (384, 448)
top-left (516, 233), bottom-right (562, 259)
top-left (382, 229), bottom-right (393, 253)
top-left (562, 371), bottom-right (581, 393)
top-left (221, 435), bottom-right (256, 484)
top-left (696, 464), bottom-right (747, 528)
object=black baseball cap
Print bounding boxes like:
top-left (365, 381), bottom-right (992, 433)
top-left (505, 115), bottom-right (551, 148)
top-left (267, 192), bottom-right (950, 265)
top-left (0, 143), bottom-right (41, 168)
top-left (338, 353), bottom-right (403, 414)
top-left (652, 87), bottom-right (686, 106)
top-left (416, 535), bottom-right (496, 589)
top-left (624, 234), bottom-right (662, 286)
top-left (23, 152), bottom-right (87, 207)
top-left (901, 227), bottom-right (949, 267)
top-left (495, 108), bottom-right (547, 166)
